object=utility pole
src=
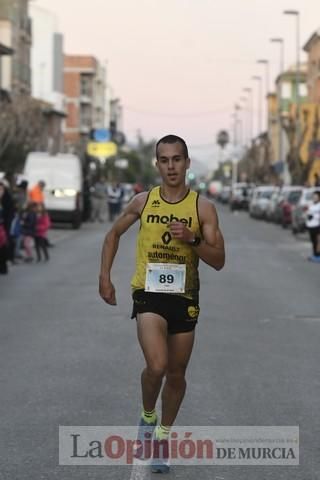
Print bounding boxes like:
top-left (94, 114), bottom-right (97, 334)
top-left (243, 87), bottom-right (253, 144)
top-left (252, 75), bottom-right (263, 136)
top-left (270, 37), bottom-right (286, 181)
top-left (257, 59), bottom-right (270, 132)
top-left (284, 10), bottom-right (301, 184)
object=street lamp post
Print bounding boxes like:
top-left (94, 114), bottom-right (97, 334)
top-left (257, 59), bottom-right (270, 132)
top-left (243, 87), bottom-right (253, 145)
top-left (239, 96), bottom-right (247, 145)
top-left (252, 75), bottom-right (263, 136)
top-left (232, 105), bottom-right (239, 186)
top-left (237, 112), bottom-right (243, 147)
top-left (270, 37), bottom-right (285, 74)
top-left (284, 10), bottom-right (301, 185)
top-left (270, 37), bottom-right (285, 176)
top-left (283, 10), bottom-right (300, 132)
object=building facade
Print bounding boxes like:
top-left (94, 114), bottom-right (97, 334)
top-left (0, 0), bottom-right (31, 95)
top-left (270, 64), bottom-right (308, 183)
top-left (0, 40), bottom-right (13, 98)
top-left (64, 55), bottom-right (106, 153)
top-left (29, 4), bottom-right (65, 153)
top-left (304, 29), bottom-right (320, 104)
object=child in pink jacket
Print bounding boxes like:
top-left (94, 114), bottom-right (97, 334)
top-left (35, 203), bottom-right (51, 262)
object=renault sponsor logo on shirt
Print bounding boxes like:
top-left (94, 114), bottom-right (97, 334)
top-left (161, 231), bottom-right (172, 245)
top-left (147, 213), bottom-right (192, 228)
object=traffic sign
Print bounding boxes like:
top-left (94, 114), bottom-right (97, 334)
top-left (93, 129), bottom-right (111, 142)
top-left (87, 141), bottom-right (117, 158)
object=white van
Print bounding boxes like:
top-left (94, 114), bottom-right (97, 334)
top-left (24, 152), bottom-right (83, 228)
top-left (249, 185), bottom-right (278, 219)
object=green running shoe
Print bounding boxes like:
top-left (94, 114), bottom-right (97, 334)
top-left (133, 416), bottom-right (157, 460)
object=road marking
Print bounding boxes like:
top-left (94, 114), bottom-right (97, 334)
top-left (276, 242), bottom-right (309, 251)
top-left (259, 318), bottom-right (271, 324)
top-left (295, 316), bottom-right (320, 323)
top-left (129, 461), bottom-right (150, 480)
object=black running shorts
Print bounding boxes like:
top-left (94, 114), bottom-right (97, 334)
top-left (131, 289), bottom-right (200, 335)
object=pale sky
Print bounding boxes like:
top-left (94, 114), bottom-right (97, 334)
top-left (33, 0), bottom-right (320, 169)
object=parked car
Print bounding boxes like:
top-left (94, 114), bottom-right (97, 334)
top-left (270, 186), bottom-right (302, 224)
top-left (242, 184), bottom-right (255, 210)
top-left (291, 187), bottom-right (320, 234)
top-left (230, 183), bottom-right (249, 210)
top-left (249, 186), bottom-right (278, 219)
top-left (265, 188), bottom-right (281, 222)
top-left (218, 185), bottom-right (231, 204)
top-left (280, 188), bottom-right (303, 227)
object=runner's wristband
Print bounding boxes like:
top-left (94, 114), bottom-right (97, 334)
top-left (188, 236), bottom-right (201, 247)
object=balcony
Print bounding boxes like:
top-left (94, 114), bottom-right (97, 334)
top-left (80, 116), bottom-right (92, 134)
top-left (0, 43), bottom-right (14, 56)
top-left (79, 94), bottom-right (92, 104)
top-left (80, 125), bottom-right (90, 134)
top-left (20, 17), bottom-right (32, 43)
top-left (11, 61), bottom-right (31, 92)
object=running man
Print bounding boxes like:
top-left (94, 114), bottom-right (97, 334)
top-left (99, 134), bottom-right (225, 472)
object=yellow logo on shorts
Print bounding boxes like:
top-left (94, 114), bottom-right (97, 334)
top-left (188, 306), bottom-right (199, 318)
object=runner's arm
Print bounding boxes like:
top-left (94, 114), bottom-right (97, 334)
top-left (99, 192), bottom-right (147, 304)
top-left (168, 197), bottom-right (225, 270)
top-left (195, 197), bottom-right (225, 270)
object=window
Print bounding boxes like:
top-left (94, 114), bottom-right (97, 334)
top-left (281, 82), bottom-right (291, 99)
top-left (80, 105), bottom-right (92, 127)
top-left (299, 83), bottom-right (307, 97)
top-left (80, 74), bottom-right (92, 97)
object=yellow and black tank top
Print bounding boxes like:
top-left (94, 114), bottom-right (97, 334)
top-left (131, 186), bottom-right (201, 300)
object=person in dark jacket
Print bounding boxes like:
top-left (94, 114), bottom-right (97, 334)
top-left (0, 181), bottom-right (14, 272)
top-left (21, 202), bottom-right (37, 262)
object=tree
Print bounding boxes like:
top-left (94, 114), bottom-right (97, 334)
top-left (281, 109), bottom-right (308, 185)
top-left (0, 95), bottom-right (46, 172)
top-left (301, 106), bottom-right (320, 184)
top-left (237, 134), bottom-right (271, 184)
top-left (100, 134), bottom-right (158, 186)
top-left (134, 132), bottom-right (157, 186)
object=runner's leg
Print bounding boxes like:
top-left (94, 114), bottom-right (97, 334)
top-left (137, 313), bottom-right (168, 411)
top-left (161, 330), bottom-right (195, 426)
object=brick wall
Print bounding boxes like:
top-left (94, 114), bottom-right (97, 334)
top-left (64, 70), bottom-right (79, 98)
top-left (64, 55), bottom-right (97, 70)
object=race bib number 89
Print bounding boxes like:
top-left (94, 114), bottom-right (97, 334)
top-left (145, 263), bottom-right (186, 293)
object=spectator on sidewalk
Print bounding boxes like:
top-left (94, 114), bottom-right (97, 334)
top-left (35, 203), bottom-right (51, 262)
top-left (107, 181), bottom-right (122, 222)
top-left (90, 176), bottom-right (108, 222)
top-left (82, 175), bottom-right (92, 222)
top-left (10, 207), bottom-right (23, 262)
top-left (21, 203), bottom-right (37, 262)
top-left (28, 180), bottom-right (46, 204)
top-left (13, 179), bottom-right (28, 210)
top-left (0, 180), bottom-right (15, 267)
top-left (306, 191), bottom-right (320, 262)
top-left (0, 213), bottom-right (8, 274)
top-left (0, 182), bottom-right (9, 274)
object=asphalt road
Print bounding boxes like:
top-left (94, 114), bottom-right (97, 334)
top-left (0, 206), bottom-right (319, 480)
